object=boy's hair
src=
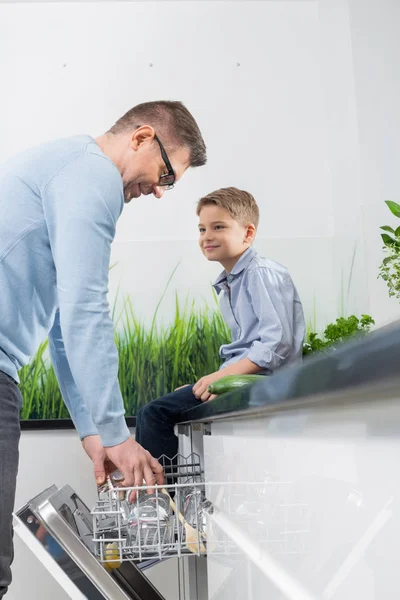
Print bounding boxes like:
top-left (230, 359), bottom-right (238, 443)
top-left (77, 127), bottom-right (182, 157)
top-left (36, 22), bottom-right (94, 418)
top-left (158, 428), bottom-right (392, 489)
top-left (196, 187), bottom-right (259, 228)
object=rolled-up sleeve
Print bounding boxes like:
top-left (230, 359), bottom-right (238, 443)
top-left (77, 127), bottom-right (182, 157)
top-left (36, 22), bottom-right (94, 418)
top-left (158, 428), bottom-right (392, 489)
top-left (246, 268), bottom-right (296, 371)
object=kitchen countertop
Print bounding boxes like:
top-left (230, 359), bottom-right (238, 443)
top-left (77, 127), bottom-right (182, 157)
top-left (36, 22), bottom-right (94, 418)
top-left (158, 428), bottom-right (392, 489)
top-left (181, 320), bottom-right (400, 424)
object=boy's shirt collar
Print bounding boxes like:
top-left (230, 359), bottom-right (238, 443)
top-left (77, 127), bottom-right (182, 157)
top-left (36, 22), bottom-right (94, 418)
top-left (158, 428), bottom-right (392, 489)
top-left (213, 247), bottom-right (257, 292)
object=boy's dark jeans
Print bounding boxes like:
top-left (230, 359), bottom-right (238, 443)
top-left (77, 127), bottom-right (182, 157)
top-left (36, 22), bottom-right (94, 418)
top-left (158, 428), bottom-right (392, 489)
top-left (135, 385), bottom-right (202, 462)
top-left (0, 371), bottom-right (22, 599)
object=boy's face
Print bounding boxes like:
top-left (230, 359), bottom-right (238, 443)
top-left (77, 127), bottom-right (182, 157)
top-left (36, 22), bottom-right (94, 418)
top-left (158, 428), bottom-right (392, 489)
top-left (198, 204), bottom-right (255, 272)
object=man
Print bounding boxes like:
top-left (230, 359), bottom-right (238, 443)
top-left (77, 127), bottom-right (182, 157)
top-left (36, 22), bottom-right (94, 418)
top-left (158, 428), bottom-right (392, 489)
top-left (0, 100), bottom-right (207, 597)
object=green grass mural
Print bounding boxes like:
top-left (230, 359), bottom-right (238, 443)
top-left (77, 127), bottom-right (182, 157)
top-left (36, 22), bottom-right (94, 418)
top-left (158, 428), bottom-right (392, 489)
top-left (19, 286), bottom-right (374, 421)
top-left (19, 295), bottom-right (230, 421)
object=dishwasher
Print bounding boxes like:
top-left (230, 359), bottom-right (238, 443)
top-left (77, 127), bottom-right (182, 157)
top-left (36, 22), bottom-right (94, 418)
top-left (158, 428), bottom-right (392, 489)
top-left (14, 451), bottom-right (211, 600)
top-left (14, 438), bottom-right (312, 600)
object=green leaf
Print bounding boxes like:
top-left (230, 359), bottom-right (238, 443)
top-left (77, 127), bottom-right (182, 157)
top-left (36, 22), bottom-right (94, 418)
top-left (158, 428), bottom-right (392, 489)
top-left (383, 256), bottom-right (395, 265)
top-left (395, 226), bottom-right (400, 237)
top-left (380, 225), bottom-right (395, 233)
top-left (381, 233), bottom-right (396, 246)
top-left (385, 200), bottom-right (400, 218)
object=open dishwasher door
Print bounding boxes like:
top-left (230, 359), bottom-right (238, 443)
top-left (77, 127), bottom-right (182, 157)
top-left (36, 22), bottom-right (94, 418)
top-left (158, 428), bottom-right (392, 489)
top-left (14, 485), bottom-right (166, 600)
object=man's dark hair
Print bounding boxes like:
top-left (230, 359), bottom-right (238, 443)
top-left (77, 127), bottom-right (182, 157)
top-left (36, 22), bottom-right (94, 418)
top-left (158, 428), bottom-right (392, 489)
top-left (109, 100), bottom-right (207, 167)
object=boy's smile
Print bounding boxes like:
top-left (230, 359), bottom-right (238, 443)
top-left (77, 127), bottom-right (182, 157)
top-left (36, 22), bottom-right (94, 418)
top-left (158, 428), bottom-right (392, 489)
top-left (198, 204), bottom-right (256, 273)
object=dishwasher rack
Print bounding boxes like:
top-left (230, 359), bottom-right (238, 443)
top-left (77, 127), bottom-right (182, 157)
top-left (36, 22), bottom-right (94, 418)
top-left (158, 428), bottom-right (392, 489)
top-left (92, 453), bottom-right (311, 566)
top-left (92, 452), bottom-right (209, 564)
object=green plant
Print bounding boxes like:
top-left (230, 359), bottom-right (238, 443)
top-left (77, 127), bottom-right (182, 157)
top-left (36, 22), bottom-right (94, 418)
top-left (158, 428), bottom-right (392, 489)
top-left (19, 295), bottom-right (231, 420)
top-left (303, 314), bottom-right (375, 355)
top-left (378, 200), bottom-right (400, 301)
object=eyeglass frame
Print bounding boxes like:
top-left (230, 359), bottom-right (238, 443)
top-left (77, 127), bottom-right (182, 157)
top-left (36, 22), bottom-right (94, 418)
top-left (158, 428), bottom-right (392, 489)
top-left (153, 134), bottom-right (176, 189)
top-left (134, 125), bottom-right (176, 189)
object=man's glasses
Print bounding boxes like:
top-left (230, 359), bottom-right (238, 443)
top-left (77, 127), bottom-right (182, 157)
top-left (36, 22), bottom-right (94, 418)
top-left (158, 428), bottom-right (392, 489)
top-left (154, 134), bottom-right (175, 190)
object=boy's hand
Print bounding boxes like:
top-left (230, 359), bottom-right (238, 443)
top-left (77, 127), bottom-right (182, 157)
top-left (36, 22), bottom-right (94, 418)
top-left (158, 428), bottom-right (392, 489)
top-left (193, 371), bottom-right (224, 402)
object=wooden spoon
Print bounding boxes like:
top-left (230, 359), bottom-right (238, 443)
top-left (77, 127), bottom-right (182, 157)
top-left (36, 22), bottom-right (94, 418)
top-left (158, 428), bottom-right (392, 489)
top-left (161, 488), bottom-right (206, 554)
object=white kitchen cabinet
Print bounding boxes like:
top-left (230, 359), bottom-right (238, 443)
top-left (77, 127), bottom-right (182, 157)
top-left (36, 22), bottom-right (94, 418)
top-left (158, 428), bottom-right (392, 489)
top-left (203, 389), bottom-right (400, 600)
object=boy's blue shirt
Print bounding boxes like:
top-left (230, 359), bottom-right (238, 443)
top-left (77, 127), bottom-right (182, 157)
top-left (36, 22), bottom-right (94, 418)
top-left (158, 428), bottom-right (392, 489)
top-left (213, 247), bottom-right (305, 373)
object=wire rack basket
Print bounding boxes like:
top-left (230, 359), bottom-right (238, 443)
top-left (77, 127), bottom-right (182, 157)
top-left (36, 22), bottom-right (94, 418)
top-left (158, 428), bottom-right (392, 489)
top-left (92, 453), bottom-right (207, 564)
top-left (91, 453), bottom-right (311, 566)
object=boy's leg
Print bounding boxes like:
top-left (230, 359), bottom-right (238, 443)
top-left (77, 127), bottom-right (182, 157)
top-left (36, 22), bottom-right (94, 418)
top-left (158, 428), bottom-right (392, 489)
top-left (135, 385), bottom-right (201, 460)
top-left (0, 372), bottom-right (22, 599)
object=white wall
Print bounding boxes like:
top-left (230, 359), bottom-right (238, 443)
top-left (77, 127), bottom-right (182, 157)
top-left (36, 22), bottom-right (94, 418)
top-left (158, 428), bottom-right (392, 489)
top-left (348, 0), bottom-right (400, 326)
top-left (3, 0), bottom-right (394, 330)
top-left (3, 1), bottom-right (395, 331)
top-left (316, 0), bottom-right (400, 327)
top-left (0, 0), bottom-right (345, 330)
top-left (317, 0), bottom-right (368, 318)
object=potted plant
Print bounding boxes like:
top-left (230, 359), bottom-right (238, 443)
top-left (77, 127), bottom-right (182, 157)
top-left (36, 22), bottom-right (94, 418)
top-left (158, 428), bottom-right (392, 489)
top-left (378, 200), bottom-right (400, 301)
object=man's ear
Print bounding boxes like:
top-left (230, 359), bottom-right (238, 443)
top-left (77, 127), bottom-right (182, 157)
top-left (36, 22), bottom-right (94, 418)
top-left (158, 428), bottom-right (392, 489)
top-left (130, 125), bottom-right (155, 151)
top-left (244, 223), bottom-right (256, 244)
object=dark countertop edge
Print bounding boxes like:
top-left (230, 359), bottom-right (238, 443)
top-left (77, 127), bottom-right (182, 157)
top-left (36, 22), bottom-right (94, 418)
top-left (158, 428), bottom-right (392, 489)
top-left (179, 319), bottom-right (400, 424)
top-left (20, 416), bottom-right (137, 431)
top-left (179, 374), bottom-right (400, 425)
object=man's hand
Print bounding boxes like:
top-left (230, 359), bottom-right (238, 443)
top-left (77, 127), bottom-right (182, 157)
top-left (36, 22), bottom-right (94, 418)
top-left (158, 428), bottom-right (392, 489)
top-left (82, 435), bottom-right (164, 498)
top-left (105, 437), bottom-right (164, 492)
top-left (192, 371), bottom-right (224, 402)
top-left (82, 434), bottom-right (118, 485)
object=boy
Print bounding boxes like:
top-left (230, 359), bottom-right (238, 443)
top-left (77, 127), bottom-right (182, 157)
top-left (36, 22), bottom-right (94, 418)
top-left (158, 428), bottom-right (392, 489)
top-left (135, 187), bottom-right (305, 460)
